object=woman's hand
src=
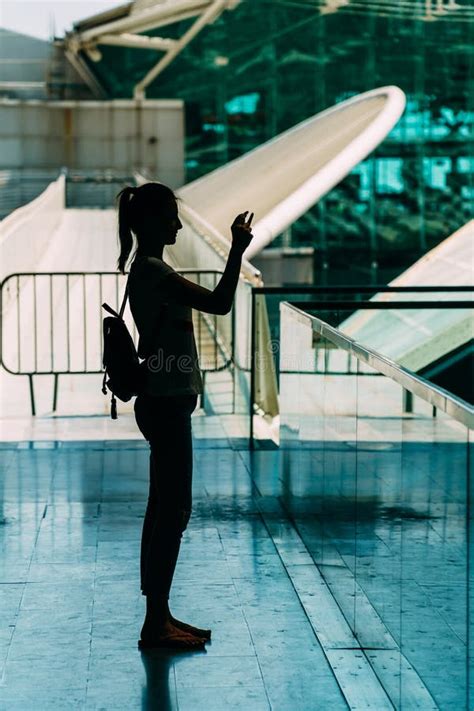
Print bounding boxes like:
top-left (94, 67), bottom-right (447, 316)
top-left (231, 211), bottom-right (254, 254)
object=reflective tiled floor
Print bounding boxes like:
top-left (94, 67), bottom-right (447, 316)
top-left (0, 413), bottom-right (471, 709)
top-left (0, 414), bottom-right (347, 711)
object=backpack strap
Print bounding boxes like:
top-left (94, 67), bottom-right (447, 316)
top-left (118, 280), bottom-right (129, 319)
top-left (101, 278), bottom-right (129, 320)
top-left (102, 274), bottom-right (167, 355)
top-left (102, 303), bottom-right (120, 318)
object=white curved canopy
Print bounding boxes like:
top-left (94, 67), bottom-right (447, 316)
top-left (178, 86), bottom-right (406, 260)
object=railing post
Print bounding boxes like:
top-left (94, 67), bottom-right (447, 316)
top-left (0, 274), bottom-right (3, 372)
top-left (249, 289), bottom-right (256, 449)
top-left (201, 371), bottom-right (206, 412)
top-left (52, 373), bottom-right (59, 412)
top-left (28, 374), bottom-right (36, 416)
top-left (231, 297), bottom-right (236, 414)
top-left (403, 388), bottom-right (413, 413)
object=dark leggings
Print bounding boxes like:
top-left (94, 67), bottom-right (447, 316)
top-left (134, 392), bottom-right (198, 599)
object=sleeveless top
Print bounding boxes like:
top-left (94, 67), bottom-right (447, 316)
top-left (128, 255), bottom-right (204, 396)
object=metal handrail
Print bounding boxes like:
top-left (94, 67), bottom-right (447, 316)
top-left (289, 300), bottom-right (474, 309)
top-left (280, 301), bottom-right (474, 429)
top-left (254, 285), bottom-right (474, 294)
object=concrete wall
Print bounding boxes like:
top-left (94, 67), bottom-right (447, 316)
top-left (0, 99), bottom-right (184, 187)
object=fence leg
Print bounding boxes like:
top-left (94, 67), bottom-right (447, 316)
top-left (52, 374), bottom-right (59, 412)
top-left (249, 292), bottom-right (256, 450)
top-left (200, 371), bottom-right (206, 412)
top-left (231, 305), bottom-right (236, 415)
top-left (403, 388), bottom-right (413, 413)
top-left (28, 375), bottom-right (36, 416)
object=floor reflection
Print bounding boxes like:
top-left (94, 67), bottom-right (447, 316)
top-left (0, 415), bottom-right (471, 709)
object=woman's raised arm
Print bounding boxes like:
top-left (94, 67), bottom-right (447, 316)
top-left (158, 211), bottom-right (254, 315)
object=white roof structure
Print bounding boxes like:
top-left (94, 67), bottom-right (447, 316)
top-left (340, 219), bottom-right (474, 371)
top-left (179, 86), bottom-right (406, 260)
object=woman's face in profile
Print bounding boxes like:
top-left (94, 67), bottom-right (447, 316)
top-left (155, 199), bottom-right (183, 244)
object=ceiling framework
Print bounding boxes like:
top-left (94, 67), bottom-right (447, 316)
top-left (64, 0), bottom-right (241, 99)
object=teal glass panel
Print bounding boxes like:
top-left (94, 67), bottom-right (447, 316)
top-left (470, 426), bottom-right (474, 709)
top-left (399, 403), bottom-right (469, 707)
top-left (279, 302), bottom-right (473, 707)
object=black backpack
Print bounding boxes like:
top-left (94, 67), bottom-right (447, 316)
top-left (101, 282), bottom-right (143, 419)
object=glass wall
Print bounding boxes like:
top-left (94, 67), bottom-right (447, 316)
top-left (83, 0), bottom-right (473, 281)
top-left (279, 301), bottom-right (473, 708)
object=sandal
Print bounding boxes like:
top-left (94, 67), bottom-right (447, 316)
top-left (171, 622), bottom-right (211, 640)
top-left (138, 635), bottom-right (206, 651)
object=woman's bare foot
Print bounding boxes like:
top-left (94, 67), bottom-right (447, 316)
top-left (168, 614), bottom-right (211, 639)
top-left (140, 618), bottom-right (206, 648)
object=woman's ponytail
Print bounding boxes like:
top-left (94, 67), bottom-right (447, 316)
top-left (117, 186), bottom-right (136, 274)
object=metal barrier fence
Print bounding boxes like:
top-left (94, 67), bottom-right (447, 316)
top-left (0, 270), bottom-right (234, 415)
top-left (2, 275), bottom-right (472, 423)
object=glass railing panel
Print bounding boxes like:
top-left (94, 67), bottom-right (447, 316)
top-left (316, 311), bottom-right (404, 660)
top-left (469, 426), bottom-right (474, 711)
top-left (399, 405), bottom-right (469, 708)
top-left (279, 303), bottom-right (321, 512)
top-left (319, 327), bottom-right (359, 632)
top-left (279, 301), bottom-right (473, 708)
top-left (305, 305), bottom-right (473, 406)
top-left (355, 355), bottom-right (404, 705)
top-left (280, 307), bottom-right (359, 629)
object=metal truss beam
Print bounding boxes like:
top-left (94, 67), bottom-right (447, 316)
top-left (64, 0), bottom-right (240, 99)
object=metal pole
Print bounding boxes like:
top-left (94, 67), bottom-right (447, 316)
top-left (403, 388), bottom-right (413, 413)
top-left (28, 375), bottom-right (36, 416)
top-left (201, 370), bottom-right (206, 412)
top-left (249, 289), bottom-right (256, 449)
top-left (231, 296), bottom-right (236, 414)
top-left (52, 373), bottom-right (59, 412)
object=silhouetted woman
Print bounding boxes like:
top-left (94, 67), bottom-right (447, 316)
top-left (117, 182), bottom-right (253, 650)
